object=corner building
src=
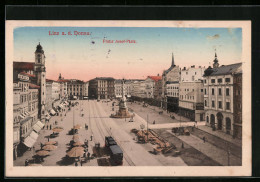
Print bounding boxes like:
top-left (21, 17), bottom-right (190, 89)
top-left (203, 53), bottom-right (242, 137)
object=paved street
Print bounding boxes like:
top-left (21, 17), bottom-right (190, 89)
top-left (14, 99), bottom-right (242, 167)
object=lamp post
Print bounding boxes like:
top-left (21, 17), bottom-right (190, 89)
top-left (147, 114), bottom-right (149, 142)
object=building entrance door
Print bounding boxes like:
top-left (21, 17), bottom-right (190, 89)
top-left (217, 112), bottom-right (223, 130)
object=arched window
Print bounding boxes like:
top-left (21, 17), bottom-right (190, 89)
top-left (206, 116), bottom-right (209, 123)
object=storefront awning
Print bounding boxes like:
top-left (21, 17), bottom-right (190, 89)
top-left (19, 114), bottom-right (25, 119)
top-left (58, 104), bottom-right (64, 108)
top-left (32, 121), bottom-right (45, 133)
top-left (30, 131), bottom-right (39, 140)
top-left (50, 109), bottom-right (56, 115)
top-left (23, 135), bottom-right (36, 148)
top-left (25, 111), bottom-right (30, 116)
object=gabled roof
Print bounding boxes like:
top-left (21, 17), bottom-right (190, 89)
top-left (13, 62), bottom-right (35, 70)
top-left (147, 76), bottom-right (162, 82)
top-left (204, 63), bottom-right (242, 76)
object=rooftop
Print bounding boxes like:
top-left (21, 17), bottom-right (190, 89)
top-left (147, 76), bottom-right (162, 82)
top-left (29, 83), bottom-right (40, 89)
top-left (204, 63), bottom-right (242, 77)
top-left (13, 62), bottom-right (35, 71)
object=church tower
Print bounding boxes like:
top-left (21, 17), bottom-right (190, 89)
top-left (213, 51), bottom-right (219, 68)
top-left (34, 43), bottom-right (46, 121)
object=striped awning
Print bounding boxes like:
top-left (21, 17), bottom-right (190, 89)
top-left (23, 131), bottom-right (39, 148)
top-left (50, 109), bottom-right (56, 115)
top-left (23, 136), bottom-right (36, 148)
top-left (58, 104), bottom-right (64, 108)
top-left (19, 114), bottom-right (25, 119)
top-left (32, 121), bottom-right (45, 133)
top-left (25, 111), bottom-right (30, 116)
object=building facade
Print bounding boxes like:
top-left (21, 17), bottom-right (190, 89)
top-left (161, 54), bottom-right (180, 109)
top-left (115, 79), bottom-right (132, 98)
top-left (179, 81), bottom-right (204, 121)
top-left (67, 79), bottom-right (85, 99)
top-left (89, 77), bottom-right (115, 100)
top-left (181, 66), bottom-right (205, 82)
top-left (166, 81), bottom-right (179, 112)
top-left (34, 43), bottom-right (46, 121)
top-left (203, 53), bottom-right (242, 137)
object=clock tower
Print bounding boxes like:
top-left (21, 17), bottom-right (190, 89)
top-left (34, 43), bottom-right (46, 121)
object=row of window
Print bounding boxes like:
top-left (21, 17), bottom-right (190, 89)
top-left (167, 92), bottom-right (179, 97)
top-left (180, 95), bottom-right (195, 100)
top-left (205, 100), bottom-right (231, 110)
top-left (205, 78), bottom-right (231, 84)
top-left (167, 86), bottom-right (179, 90)
top-left (205, 88), bottom-right (230, 96)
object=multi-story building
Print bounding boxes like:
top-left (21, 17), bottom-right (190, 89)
top-left (89, 77), bottom-right (115, 100)
top-left (13, 72), bottom-right (41, 157)
top-left (161, 53), bottom-right (180, 109)
top-left (233, 68), bottom-right (242, 139)
top-left (83, 82), bottom-right (89, 98)
top-left (203, 53), bottom-right (242, 137)
top-left (67, 79), bottom-right (85, 99)
top-left (131, 80), bottom-right (146, 98)
top-left (166, 81), bottom-right (179, 112)
top-left (154, 79), bottom-right (162, 100)
top-left (57, 74), bottom-right (68, 100)
top-left (144, 76), bottom-right (162, 99)
top-left (179, 81), bottom-right (205, 121)
top-left (181, 65), bottom-right (205, 82)
top-left (46, 79), bottom-right (61, 110)
top-left (115, 79), bottom-right (132, 98)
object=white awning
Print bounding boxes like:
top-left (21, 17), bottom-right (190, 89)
top-left (50, 109), bottom-right (56, 115)
top-left (46, 115), bottom-right (51, 120)
top-left (23, 136), bottom-right (36, 148)
top-left (30, 131), bottom-right (39, 140)
top-left (58, 104), bottom-right (64, 108)
top-left (21, 113), bottom-right (27, 118)
top-left (19, 114), bottom-right (25, 119)
top-left (25, 111), bottom-right (30, 116)
top-left (32, 121), bottom-right (45, 133)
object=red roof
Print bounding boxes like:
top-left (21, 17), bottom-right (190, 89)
top-left (147, 76), bottom-right (162, 82)
top-left (57, 79), bottom-right (69, 83)
top-left (29, 83), bottom-right (40, 89)
top-left (20, 72), bottom-right (36, 78)
top-left (46, 78), bottom-right (55, 82)
top-left (13, 62), bottom-right (35, 70)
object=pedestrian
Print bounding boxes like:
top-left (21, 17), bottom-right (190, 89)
top-left (25, 159), bottom-right (29, 166)
top-left (80, 160), bottom-right (83, 166)
top-left (40, 142), bottom-right (43, 149)
top-left (90, 135), bottom-right (93, 141)
top-left (203, 136), bottom-right (206, 143)
top-left (50, 125), bottom-right (52, 130)
top-left (75, 161), bottom-right (78, 167)
top-left (83, 151), bottom-right (86, 158)
top-left (85, 123), bottom-right (87, 129)
top-left (46, 125), bottom-right (49, 130)
top-left (181, 142), bottom-right (184, 148)
top-left (43, 125), bottom-right (45, 130)
top-left (153, 120), bottom-right (155, 125)
top-left (86, 125), bottom-right (88, 130)
top-left (87, 152), bottom-right (90, 161)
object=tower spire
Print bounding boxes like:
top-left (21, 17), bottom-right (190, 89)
top-left (213, 49), bottom-right (219, 68)
top-left (171, 52), bottom-right (175, 67)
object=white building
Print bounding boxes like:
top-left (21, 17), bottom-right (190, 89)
top-left (115, 79), bottom-right (132, 98)
top-left (181, 65), bottom-right (205, 82)
top-left (131, 80), bottom-right (146, 98)
top-left (203, 56), bottom-right (242, 136)
top-left (166, 81), bottom-right (179, 98)
top-left (179, 81), bottom-right (205, 121)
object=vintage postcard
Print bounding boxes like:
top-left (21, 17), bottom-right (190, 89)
top-left (5, 20), bottom-right (251, 177)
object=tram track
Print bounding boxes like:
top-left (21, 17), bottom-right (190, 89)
top-left (93, 101), bottom-right (135, 166)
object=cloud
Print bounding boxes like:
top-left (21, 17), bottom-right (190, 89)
top-left (207, 34), bottom-right (220, 40)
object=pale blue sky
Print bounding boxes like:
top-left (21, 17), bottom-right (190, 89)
top-left (14, 27), bottom-right (242, 81)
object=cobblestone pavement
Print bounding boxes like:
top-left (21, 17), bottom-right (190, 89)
top-left (197, 125), bottom-right (242, 147)
top-left (189, 127), bottom-right (242, 158)
top-left (167, 130), bottom-right (241, 166)
top-left (153, 129), bottom-right (220, 166)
